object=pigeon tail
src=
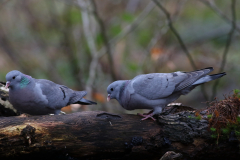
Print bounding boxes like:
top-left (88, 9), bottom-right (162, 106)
top-left (76, 98), bottom-right (97, 105)
top-left (183, 67), bottom-right (213, 74)
top-left (67, 91), bottom-right (87, 105)
top-left (192, 72), bottom-right (226, 85)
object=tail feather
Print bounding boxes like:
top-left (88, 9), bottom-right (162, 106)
top-left (183, 67), bottom-right (213, 74)
top-left (192, 72), bottom-right (226, 85)
top-left (75, 98), bottom-right (97, 105)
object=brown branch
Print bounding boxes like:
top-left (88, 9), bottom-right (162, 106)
top-left (90, 0), bottom-right (117, 80)
top-left (0, 27), bottom-right (29, 73)
top-left (211, 0), bottom-right (236, 100)
top-left (199, 0), bottom-right (240, 33)
top-left (152, 0), bottom-right (197, 70)
top-left (78, 0), bottom-right (99, 99)
top-left (0, 90), bottom-right (240, 159)
top-left (152, 0), bottom-right (209, 100)
top-left (21, 2), bottom-right (66, 85)
top-left (0, 109), bottom-right (240, 159)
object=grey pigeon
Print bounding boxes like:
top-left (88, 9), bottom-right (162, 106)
top-left (5, 70), bottom-right (97, 115)
top-left (107, 67), bottom-right (226, 121)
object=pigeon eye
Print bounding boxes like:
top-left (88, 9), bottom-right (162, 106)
top-left (13, 76), bottom-right (15, 79)
top-left (111, 88), bottom-right (113, 91)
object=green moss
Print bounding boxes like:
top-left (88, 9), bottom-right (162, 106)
top-left (121, 12), bottom-right (134, 22)
top-left (221, 128), bottom-right (230, 135)
top-left (187, 115), bottom-right (201, 120)
top-left (233, 89), bottom-right (240, 98)
top-left (195, 115), bottom-right (202, 120)
top-left (211, 134), bottom-right (217, 139)
top-left (235, 131), bottom-right (240, 136)
top-left (234, 89), bottom-right (240, 94)
top-left (209, 89), bottom-right (240, 143)
top-left (210, 127), bottom-right (216, 132)
top-left (237, 117), bottom-right (240, 123)
top-left (207, 115), bottom-right (212, 119)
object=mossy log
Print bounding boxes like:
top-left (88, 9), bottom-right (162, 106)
top-left (0, 83), bottom-right (19, 116)
top-left (0, 109), bottom-right (240, 160)
top-left (1, 83), bottom-right (240, 160)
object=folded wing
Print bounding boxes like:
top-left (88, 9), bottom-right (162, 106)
top-left (132, 67), bottom-right (213, 100)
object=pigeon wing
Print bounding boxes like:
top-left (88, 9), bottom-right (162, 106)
top-left (132, 73), bottom-right (176, 100)
top-left (35, 79), bottom-right (68, 109)
top-left (132, 67), bottom-right (213, 100)
top-left (174, 67), bottom-right (213, 92)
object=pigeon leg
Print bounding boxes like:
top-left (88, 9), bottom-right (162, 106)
top-left (141, 113), bottom-right (156, 121)
top-left (137, 113), bottom-right (156, 121)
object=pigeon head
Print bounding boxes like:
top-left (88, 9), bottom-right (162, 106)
top-left (107, 80), bottom-right (125, 102)
top-left (5, 70), bottom-right (32, 90)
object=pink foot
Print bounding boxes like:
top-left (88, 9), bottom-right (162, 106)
top-left (137, 113), bottom-right (156, 121)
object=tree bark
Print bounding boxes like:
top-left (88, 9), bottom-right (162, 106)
top-left (0, 83), bottom-right (19, 116)
top-left (0, 83), bottom-right (240, 160)
top-left (0, 108), bottom-right (239, 160)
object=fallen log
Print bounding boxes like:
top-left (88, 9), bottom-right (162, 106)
top-left (0, 83), bottom-right (19, 116)
top-left (0, 109), bottom-right (239, 160)
top-left (1, 84), bottom-right (240, 160)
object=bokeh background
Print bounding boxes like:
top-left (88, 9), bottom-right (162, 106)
top-left (0, 0), bottom-right (239, 115)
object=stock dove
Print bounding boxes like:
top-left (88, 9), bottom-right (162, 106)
top-left (5, 70), bottom-right (97, 115)
top-left (107, 67), bottom-right (226, 121)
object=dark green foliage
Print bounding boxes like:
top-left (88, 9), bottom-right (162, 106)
top-left (195, 115), bottom-right (202, 120)
top-left (121, 12), bottom-right (134, 22)
top-left (109, 25), bottom-right (121, 37)
top-left (207, 115), bottom-right (212, 119)
top-left (234, 89), bottom-right (240, 98)
top-left (210, 127), bottom-right (216, 132)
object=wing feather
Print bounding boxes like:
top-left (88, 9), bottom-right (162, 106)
top-left (132, 73), bottom-right (176, 100)
top-left (36, 79), bottom-right (68, 109)
top-left (131, 68), bottom-right (213, 100)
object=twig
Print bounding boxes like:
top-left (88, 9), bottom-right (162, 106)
top-left (152, 0), bottom-right (197, 70)
top-left (172, 0), bottom-right (187, 21)
top-left (211, 0), bottom-right (236, 100)
top-left (61, 0), bottom-right (155, 61)
top-left (95, 1), bottom-right (155, 61)
top-left (140, 0), bottom-right (187, 70)
top-left (90, 0), bottom-right (116, 80)
top-left (0, 26), bottom-right (29, 73)
top-left (78, 0), bottom-right (98, 99)
top-left (199, 0), bottom-right (240, 33)
top-left (78, 0), bottom-right (155, 96)
top-left (57, 0), bottom-right (93, 14)
top-left (152, 0), bottom-right (209, 100)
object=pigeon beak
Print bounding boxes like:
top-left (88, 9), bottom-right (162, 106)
top-left (107, 94), bottom-right (111, 102)
top-left (5, 81), bottom-right (10, 89)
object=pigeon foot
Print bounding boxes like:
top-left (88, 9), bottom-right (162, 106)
top-left (137, 113), bottom-right (156, 121)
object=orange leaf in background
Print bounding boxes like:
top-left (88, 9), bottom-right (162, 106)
top-left (195, 112), bottom-right (200, 117)
top-left (214, 110), bottom-right (219, 118)
top-left (151, 47), bottom-right (163, 61)
top-left (226, 119), bottom-right (234, 123)
top-left (93, 92), bottom-right (106, 103)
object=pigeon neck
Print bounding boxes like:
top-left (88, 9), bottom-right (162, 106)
top-left (20, 75), bottom-right (31, 89)
top-left (118, 80), bottom-right (130, 101)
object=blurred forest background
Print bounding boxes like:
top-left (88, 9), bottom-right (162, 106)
top-left (0, 0), bottom-right (239, 114)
